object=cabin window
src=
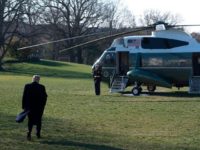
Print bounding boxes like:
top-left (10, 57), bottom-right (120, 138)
top-left (142, 53), bottom-right (191, 67)
top-left (141, 37), bottom-right (189, 49)
top-left (127, 39), bottom-right (141, 48)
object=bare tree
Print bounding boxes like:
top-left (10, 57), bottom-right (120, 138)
top-left (103, 0), bottom-right (136, 30)
top-left (102, 0), bottom-right (119, 33)
top-left (117, 8), bottom-right (136, 29)
top-left (40, 0), bottom-right (105, 63)
top-left (139, 9), bottom-right (182, 26)
top-left (14, 0), bottom-right (46, 61)
top-left (0, 0), bottom-right (27, 69)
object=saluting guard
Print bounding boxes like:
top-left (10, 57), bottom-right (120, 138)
top-left (92, 64), bottom-right (102, 95)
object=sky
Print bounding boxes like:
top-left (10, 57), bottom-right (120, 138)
top-left (122, 0), bottom-right (200, 33)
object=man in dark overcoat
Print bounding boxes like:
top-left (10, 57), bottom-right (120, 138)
top-left (22, 75), bottom-right (47, 140)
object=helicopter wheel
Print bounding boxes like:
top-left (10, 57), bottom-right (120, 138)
top-left (131, 86), bottom-right (142, 96)
top-left (147, 85), bottom-right (156, 92)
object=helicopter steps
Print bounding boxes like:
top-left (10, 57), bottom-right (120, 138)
top-left (189, 76), bottom-right (200, 94)
top-left (110, 76), bottom-right (128, 93)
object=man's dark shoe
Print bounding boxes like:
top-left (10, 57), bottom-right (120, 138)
top-left (27, 132), bottom-right (31, 141)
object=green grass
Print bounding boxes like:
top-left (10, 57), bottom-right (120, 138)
top-left (1, 60), bottom-right (200, 150)
top-left (3, 59), bottom-right (91, 78)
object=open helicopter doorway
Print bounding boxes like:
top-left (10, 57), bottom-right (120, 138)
top-left (192, 53), bottom-right (200, 76)
top-left (189, 53), bottom-right (200, 94)
top-left (116, 51), bottom-right (129, 75)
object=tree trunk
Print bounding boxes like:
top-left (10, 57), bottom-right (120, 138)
top-left (0, 59), bottom-right (3, 70)
top-left (77, 48), bottom-right (83, 63)
top-left (69, 51), bottom-right (75, 62)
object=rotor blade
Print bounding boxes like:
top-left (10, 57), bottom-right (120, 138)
top-left (168, 24), bottom-right (200, 28)
top-left (59, 27), bottom-right (152, 53)
top-left (17, 31), bottom-right (109, 51)
top-left (153, 21), bottom-right (200, 28)
top-left (166, 24), bottom-right (200, 28)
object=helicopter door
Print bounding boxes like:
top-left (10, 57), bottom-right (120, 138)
top-left (192, 53), bottom-right (200, 76)
top-left (116, 51), bottom-right (129, 75)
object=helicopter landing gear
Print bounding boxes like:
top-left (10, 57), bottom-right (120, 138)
top-left (147, 85), bottom-right (156, 92)
top-left (131, 83), bottom-right (142, 96)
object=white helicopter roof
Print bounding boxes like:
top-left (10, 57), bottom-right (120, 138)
top-left (152, 29), bottom-right (192, 41)
top-left (112, 27), bottom-right (200, 53)
top-left (122, 29), bottom-right (198, 47)
top-left (123, 29), bottom-right (192, 41)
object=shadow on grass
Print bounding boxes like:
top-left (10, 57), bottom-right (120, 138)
top-left (4, 59), bottom-right (70, 67)
top-left (0, 113), bottom-right (18, 130)
top-left (0, 113), bottom-right (199, 150)
top-left (0, 112), bottom-right (122, 149)
top-left (30, 60), bottom-right (72, 67)
top-left (121, 91), bottom-right (200, 98)
top-left (2, 60), bottom-right (92, 79)
top-left (150, 91), bottom-right (200, 98)
top-left (4, 68), bottom-right (91, 79)
top-left (42, 140), bottom-right (123, 150)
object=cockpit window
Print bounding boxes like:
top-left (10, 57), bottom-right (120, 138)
top-left (111, 38), bottom-right (125, 47)
top-left (104, 53), bottom-right (115, 66)
top-left (141, 37), bottom-right (189, 49)
top-left (96, 52), bottom-right (116, 67)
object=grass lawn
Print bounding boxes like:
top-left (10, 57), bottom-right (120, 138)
top-left (0, 60), bottom-right (200, 150)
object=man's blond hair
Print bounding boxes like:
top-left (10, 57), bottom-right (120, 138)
top-left (32, 75), bottom-right (40, 83)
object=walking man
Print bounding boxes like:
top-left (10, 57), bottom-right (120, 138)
top-left (22, 75), bottom-right (47, 140)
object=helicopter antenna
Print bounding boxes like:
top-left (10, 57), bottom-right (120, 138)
top-left (17, 31), bottom-right (109, 51)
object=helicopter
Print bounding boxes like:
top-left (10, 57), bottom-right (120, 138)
top-left (18, 22), bottom-right (200, 95)
top-left (90, 23), bottom-right (200, 95)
